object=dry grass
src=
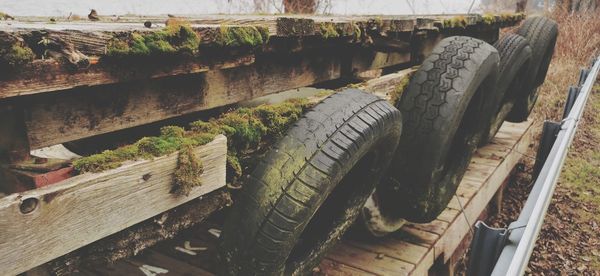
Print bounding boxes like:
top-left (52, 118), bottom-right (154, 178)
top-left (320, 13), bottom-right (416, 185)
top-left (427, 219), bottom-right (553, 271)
top-left (532, 8), bottom-right (600, 122)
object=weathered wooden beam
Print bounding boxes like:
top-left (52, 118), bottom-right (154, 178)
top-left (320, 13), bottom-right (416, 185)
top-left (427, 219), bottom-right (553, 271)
top-left (0, 54), bottom-right (256, 99)
top-left (0, 135), bottom-right (227, 276)
top-left (0, 13), bottom-right (524, 100)
top-left (22, 51), bottom-right (341, 149)
top-left (357, 67), bottom-right (418, 101)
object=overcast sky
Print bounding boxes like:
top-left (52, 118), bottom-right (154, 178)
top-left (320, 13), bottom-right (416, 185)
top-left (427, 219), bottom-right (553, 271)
top-left (1, 0), bottom-right (484, 16)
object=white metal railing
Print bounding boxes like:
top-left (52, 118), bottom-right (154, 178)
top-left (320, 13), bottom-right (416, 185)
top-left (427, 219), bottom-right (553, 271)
top-left (491, 56), bottom-right (600, 275)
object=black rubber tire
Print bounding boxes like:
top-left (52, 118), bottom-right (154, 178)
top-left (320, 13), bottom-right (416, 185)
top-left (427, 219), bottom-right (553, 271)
top-left (361, 36), bottom-right (499, 229)
top-left (218, 89), bottom-right (402, 275)
top-left (479, 34), bottom-right (533, 145)
top-left (507, 16), bottom-right (558, 122)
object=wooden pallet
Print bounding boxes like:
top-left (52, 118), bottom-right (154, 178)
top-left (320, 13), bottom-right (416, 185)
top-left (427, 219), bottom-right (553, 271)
top-left (80, 120), bottom-right (533, 276)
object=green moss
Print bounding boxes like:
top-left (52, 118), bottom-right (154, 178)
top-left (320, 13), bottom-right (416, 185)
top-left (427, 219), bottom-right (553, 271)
top-left (374, 17), bottom-right (384, 29)
top-left (146, 40), bottom-right (176, 54)
top-left (172, 144), bottom-right (204, 196)
top-left (389, 71), bottom-right (415, 105)
top-left (352, 22), bottom-right (362, 41)
top-left (216, 25), bottom-right (269, 47)
top-left (2, 44), bottom-right (35, 67)
top-left (106, 40), bottom-right (130, 56)
top-left (481, 13), bottom-right (525, 26)
top-left (319, 22), bottom-right (340, 39)
top-left (482, 14), bottom-right (496, 25)
top-left (106, 20), bottom-right (200, 57)
top-left (257, 26), bottom-right (270, 44)
top-left (129, 33), bottom-right (151, 55)
top-left (226, 153), bottom-right (243, 181)
top-left (443, 16), bottom-right (468, 28)
top-left (74, 98), bottom-right (313, 191)
top-left (74, 125), bottom-right (195, 173)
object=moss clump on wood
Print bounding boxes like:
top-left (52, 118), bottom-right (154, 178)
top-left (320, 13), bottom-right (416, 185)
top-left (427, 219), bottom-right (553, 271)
top-left (481, 13), bottom-right (525, 26)
top-left (352, 22), bottom-right (363, 42)
top-left (73, 125), bottom-right (201, 173)
top-left (442, 16), bottom-right (468, 29)
top-left (482, 14), bottom-right (496, 25)
top-left (215, 25), bottom-right (270, 47)
top-left (389, 71), bottom-right (415, 105)
top-left (172, 145), bottom-right (204, 196)
top-left (74, 98), bottom-right (312, 191)
top-left (106, 20), bottom-right (200, 57)
top-left (1, 44), bottom-right (35, 67)
top-left (319, 22), bottom-right (340, 39)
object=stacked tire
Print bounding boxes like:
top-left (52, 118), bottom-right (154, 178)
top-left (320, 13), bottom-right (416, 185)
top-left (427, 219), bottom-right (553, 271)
top-left (360, 36), bottom-right (500, 234)
top-left (219, 90), bottom-right (402, 275)
top-left (508, 16), bottom-right (559, 122)
top-left (359, 17), bottom-right (558, 236)
top-left (218, 16), bottom-right (558, 274)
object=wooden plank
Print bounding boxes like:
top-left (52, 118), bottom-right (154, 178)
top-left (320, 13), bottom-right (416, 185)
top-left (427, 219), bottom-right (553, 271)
top-left (326, 243), bottom-right (414, 275)
top-left (318, 258), bottom-right (375, 276)
top-left (23, 52), bottom-right (340, 149)
top-left (436, 208), bottom-right (460, 223)
top-left (346, 238), bottom-right (429, 265)
top-left (455, 179), bottom-right (482, 200)
top-left (346, 236), bottom-right (436, 276)
top-left (436, 120), bottom-right (534, 262)
top-left (470, 155), bottom-right (503, 167)
top-left (0, 55), bottom-right (255, 100)
top-left (462, 162), bottom-right (497, 182)
top-left (406, 219), bottom-right (449, 236)
top-left (395, 226), bottom-right (440, 249)
top-left (0, 135), bottom-right (227, 276)
top-left (132, 249), bottom-right (213, 275)
top-left (357, 67), bottom-right (418, 101)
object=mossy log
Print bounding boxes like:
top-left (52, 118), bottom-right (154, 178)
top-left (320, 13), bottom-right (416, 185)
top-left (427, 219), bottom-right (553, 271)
top-left (0, 13), bottom-right (524, 73)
